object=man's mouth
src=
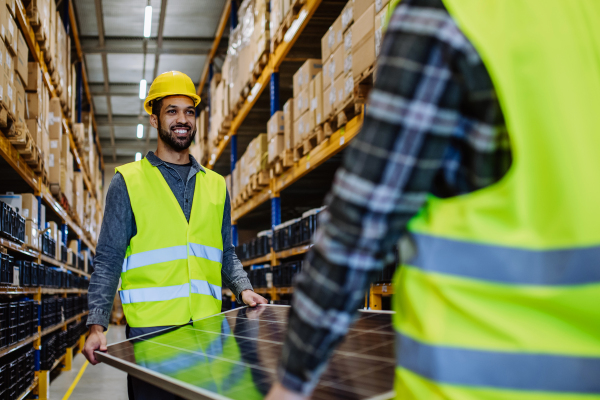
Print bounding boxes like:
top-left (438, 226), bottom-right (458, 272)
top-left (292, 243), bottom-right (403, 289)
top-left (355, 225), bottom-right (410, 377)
top-left (172, 127), bottom-right (190, 137)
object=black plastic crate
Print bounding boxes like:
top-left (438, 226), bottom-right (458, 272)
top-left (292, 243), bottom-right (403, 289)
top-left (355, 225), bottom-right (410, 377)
top-left (8, 325), bottom-right (16, 345)
top-left (0, 328), bottom-right (7, 349)
top-left (31, 263), bottom-right (39, 287)
top-left (0, 303), bottom-right (7, 330)
top-left (8, 302), bottom-right (18, 328)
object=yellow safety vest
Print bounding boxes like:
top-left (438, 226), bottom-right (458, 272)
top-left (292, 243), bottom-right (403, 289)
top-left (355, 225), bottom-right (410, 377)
top-left (116, 158), bottom-right (226, 327)
top-left (393, 1), bottom-right (600, 399)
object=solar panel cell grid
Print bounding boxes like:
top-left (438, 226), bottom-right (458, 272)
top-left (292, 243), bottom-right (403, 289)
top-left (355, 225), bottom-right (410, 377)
top-left (97, 305), bottom-right (395, 400)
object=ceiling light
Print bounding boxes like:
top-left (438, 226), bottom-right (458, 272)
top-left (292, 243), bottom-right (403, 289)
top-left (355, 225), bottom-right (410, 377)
top-left (135, 152), bottom-right (142, 161)
top-left (139, 79), bottom-right (147, 99)
top-left (144, 6), bottom-right (152, 37)
top-left (137, 124), bottom-right (144, 138)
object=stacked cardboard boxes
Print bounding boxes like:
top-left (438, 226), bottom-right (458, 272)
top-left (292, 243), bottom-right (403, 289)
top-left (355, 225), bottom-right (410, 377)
top-left (267, 111), bottom-right (284, 164)
top-left (283, 99), bottom-right (294, 151)
top-left (293, 59), bottom-right (321, 148)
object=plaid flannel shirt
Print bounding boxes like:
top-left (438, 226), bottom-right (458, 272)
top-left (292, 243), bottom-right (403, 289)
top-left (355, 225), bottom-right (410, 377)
top-left (277, 0), bottom-right (511, 394)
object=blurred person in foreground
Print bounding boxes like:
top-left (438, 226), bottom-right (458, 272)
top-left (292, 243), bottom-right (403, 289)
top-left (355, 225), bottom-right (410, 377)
top-left (267, 0), bottom-right (600, 399)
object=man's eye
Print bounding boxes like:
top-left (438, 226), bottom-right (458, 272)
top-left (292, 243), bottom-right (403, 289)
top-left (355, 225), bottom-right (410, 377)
top-left (168, 110), bottom-right (175, 114)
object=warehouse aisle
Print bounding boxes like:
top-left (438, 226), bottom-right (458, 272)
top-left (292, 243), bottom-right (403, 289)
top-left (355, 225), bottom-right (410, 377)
top-left (50, 325), bottom-right (128, 400)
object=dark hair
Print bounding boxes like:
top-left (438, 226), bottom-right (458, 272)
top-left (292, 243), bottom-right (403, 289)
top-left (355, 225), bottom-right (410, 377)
top-left (151, 98), bottom-right (163, 116)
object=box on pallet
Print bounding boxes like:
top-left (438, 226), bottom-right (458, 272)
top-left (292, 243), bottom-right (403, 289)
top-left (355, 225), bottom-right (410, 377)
top-left (5, 11), bottom-right (16, 55)
top-left (293, 59), bottom-right (322, 99)
top-left (295, 87), bottom-right (309, 120)
top-left (21, 193), bottom-right (38, 224)
top-left (321, 15), bottom-right (343, 61)
top-left (309, 72), bottom-right (323, 131)
top-left (341, 0), bottom-right (354, 32)
top-left (15, 29), bottom-right (28, 86)
top-left (283, 99), bottom-right (294, 150)
top-left (343, 30), bottom-right (353, 76)
top-left (323, 85), bottom-right (333, 121)
top-left (323, 45), bottom-right (344, 90)
top-left (375, 0), bottom-right (390, 13)
top-left (294, 112), bottom-right (309, 145)
top-left (267, 111), bottom-right (284, 140)
top-left (25, 220), bottom-right (38, 250)
top-left (268, 134), bottom-right (284, 164)
top-left (73, 171), bottom-right (84, 223)
top-left (14, 75), bottom-right (24, 124)
top-left (355, 0), bottom-right (375, 20)
top-left (247, 134), bottom-right (268, 162)
top-left (352, 4), bottom-right (375, 80)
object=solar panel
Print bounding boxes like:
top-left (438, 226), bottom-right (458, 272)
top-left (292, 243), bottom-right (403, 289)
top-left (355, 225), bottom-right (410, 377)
top-left (96, 305), bottom-right (396, 400)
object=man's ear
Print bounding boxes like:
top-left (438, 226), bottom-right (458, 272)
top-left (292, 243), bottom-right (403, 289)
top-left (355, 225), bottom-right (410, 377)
top-left (149, 113), bottom-right (159, 129)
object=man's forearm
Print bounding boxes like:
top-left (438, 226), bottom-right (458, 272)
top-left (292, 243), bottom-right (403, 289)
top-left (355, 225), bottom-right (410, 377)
top-left (87, 253), bottom-right (123, 329)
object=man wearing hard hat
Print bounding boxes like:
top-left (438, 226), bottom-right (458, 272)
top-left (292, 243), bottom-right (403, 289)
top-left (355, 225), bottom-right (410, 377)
top-left (82, 71), bottom-right (267, 399)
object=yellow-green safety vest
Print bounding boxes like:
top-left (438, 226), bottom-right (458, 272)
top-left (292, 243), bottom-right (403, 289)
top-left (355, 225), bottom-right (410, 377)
top-left (393, 1), bottom-right (600, 399)
top-left (116, 158), bottom-right (226, 327)
top-left (132, 316), bottom-right (265, 399)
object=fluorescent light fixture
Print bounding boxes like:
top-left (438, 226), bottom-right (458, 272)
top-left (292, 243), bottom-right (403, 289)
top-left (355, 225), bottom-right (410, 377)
top-left (135, 152), bottom-right (142, 161)
top-left (144, 6), bottom-right (152, 37)
top-left (137, 124), bottom-right (144, 138)
top-left (139, 79), bottom-right (147, 99)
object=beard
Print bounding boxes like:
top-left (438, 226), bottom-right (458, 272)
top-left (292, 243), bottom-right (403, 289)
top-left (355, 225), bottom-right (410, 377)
top-left (157, 120), bottom-right (197, 152)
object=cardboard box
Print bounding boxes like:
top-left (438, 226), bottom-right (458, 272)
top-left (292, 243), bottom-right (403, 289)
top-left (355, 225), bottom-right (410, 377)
top-left (375, 0), bottom-right (390, 13)
top-left (352, 4), bottom-right (375, 80)
top-left (355, 0), bottom-right (375, 20)
top-left (25, 220), bottom-right (38, 250)
top-left (294, 111), bottom-right (309, 144)
top-left (247, 133), bottom-right (268, 161)
top-left (309, 72), bottom-right (323, 131)
top-left (267, 111), bottom-right (284, 140)
top-left (0, 0), bottom-right (5, 41)
top-left (321, 15), bottom-right (343, 61)
top-left (375, 6), bottom-right (388, 57)
top-left (333, 73), bottom-right (346, 112)
top-left (6, 14), bottom-right (16, 55)
top-left (26, 90), bottom-right (42, 120)
top-left (268, 134), bottom-right (285, 164)
top-left (7, 77), bottom-right (14, 116)
top-left (344, 30), bottom-right (353, 76)
top-left (293, 59), bottom-right (322, 99)
top-left (15, 29), bottom-right (27, 86)
top-left (283, 99), bottom-right (294, 150)
top-left (6, 0), bottom-right (14, 18)
top-left (323, 85), bottom-right (333, 120)
top-left (21, 193), bottom-right (38, 223)
top-left (73, 171), bottom-right (84, 223)
top-left (15, 75), bottom-right (24, 123)
top-left (48, 133), bottom-right (61, 187)
top-left (342, 0), bottom-right (354, 32)
top-left (48, 97), bottom-right (62, 138)
top-left (26, 119), bottom-right (41, 148)
top-left (295, 87), bottom-right (309, 119)
top-left (327, 45), bottom-right (344, 89)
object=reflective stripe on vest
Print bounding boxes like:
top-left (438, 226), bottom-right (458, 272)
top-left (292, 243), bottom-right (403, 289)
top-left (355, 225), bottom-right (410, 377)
top-left (409, 233), bottom-right (600, 286)
top-left (396, 333), bottom-right (600, 394)
top-left (120, 279), bottom-right (222, 304)
top-left (122, 243), bottom-right (223, 273)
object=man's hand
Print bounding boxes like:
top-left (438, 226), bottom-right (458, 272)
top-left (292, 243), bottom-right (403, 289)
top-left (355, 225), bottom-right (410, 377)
top-left (83, 324), bottom-right (107, 365)
top-left (265, 383), bottom-right (310, 400)
top-left (240, 289), bottom-right (268, 307)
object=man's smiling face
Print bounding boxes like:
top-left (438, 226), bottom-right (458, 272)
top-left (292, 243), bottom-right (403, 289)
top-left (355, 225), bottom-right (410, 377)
top-left (154, 95), bottom-right (197, 151)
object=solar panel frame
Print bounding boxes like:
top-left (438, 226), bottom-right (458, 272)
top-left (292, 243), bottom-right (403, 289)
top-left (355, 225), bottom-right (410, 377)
top-left (96, 305), bottom-right (396, 400)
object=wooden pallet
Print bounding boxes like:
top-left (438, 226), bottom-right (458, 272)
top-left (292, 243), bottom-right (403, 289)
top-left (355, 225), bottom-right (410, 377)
top-left (252, 52), bottom-right (269, 79)
top-left (250, 170), bottom-right (270, 192)
top-left (27, 7), bottom-right (42, 28)
top-left (270, 149), bottom-right (294, 176)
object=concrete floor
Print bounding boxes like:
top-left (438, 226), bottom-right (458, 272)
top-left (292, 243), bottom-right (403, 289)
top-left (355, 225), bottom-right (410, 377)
top-left (50, 325), bottom-right (129, 400)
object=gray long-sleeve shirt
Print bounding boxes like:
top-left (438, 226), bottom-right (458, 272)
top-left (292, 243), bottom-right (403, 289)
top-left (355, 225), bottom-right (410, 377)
top-left (87, 151), bottom-right (252, 329)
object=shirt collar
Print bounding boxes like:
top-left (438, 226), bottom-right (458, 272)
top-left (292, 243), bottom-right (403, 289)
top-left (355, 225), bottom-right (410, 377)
top-left (145, 151), bottom-right (205, 174)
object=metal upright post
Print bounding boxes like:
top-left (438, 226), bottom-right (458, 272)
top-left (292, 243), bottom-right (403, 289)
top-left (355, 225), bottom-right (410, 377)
top-left (270, 72), bottom-right (281, 230)
top-left (230, 134), bottom-right (238, 246)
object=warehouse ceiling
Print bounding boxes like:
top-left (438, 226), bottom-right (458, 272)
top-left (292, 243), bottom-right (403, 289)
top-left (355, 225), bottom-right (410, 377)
top-left (72, 0), bottom-right (229, 164)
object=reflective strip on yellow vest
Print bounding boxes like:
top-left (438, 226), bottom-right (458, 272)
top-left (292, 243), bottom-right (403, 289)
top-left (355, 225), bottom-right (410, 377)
top-left (116, 158), bottom-right (226, 327)
top-left (392, 0), bottom-right (600, 398)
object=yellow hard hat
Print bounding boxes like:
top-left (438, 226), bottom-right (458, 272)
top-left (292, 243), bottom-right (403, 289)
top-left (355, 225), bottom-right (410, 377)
top-left (144, 71), bottom-right (201, 115)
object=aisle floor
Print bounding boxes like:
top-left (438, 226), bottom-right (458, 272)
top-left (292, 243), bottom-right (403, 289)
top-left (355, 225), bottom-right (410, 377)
top-left (50, 325), bottom-right (129, 400)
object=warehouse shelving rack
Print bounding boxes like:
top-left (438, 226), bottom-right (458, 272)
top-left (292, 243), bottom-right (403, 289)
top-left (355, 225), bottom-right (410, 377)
top-left (0, 1), bottom-right (101, 398)
top-left (198, 1), bottom-right (393, 307)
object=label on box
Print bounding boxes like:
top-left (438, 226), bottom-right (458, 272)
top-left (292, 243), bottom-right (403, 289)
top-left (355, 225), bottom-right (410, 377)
top-left (23, 209), bottom-right (29, 218)
top-left (345, 55), bottom-right (353, 74)
top-left (329, 89), bottom-right (336, 105)
top-left (1, 26), bottom-right (4, 37)
top-left (50, 140), bottom-right (58, 149)
top-left (338, 88), bottom-right (344, 102)
top-left (7, 85), bottom-right (12, 100)
top-left (328, 29), bottom-right (335, 50)
top-left (13, 266), bottom-right (19, 286)
top-left (345, 31), bottom-right (352, 51)
top-left (329, 61), bottom-right (336, 82)
top-left (376, 0), bottom-right (382, 12)
top-left (0, 51), bottom-right (2, 66)
top-left (8, 22), bottom-right (14, 35)
top-left (7, 56), bottom-right (11, 70)
top-left (311, 98), bottom-right (317, 111)
top-left (49, 153), bottom-right (54, 167)
top-left (345, 76), bottom-right (354, 96)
